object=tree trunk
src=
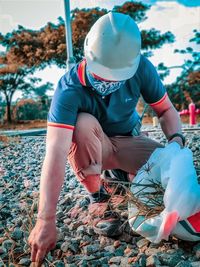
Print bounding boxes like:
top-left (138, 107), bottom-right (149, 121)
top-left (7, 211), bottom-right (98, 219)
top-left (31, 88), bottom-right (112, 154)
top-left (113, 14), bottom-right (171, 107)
top-left (6, 98), bottom-right (12, 123)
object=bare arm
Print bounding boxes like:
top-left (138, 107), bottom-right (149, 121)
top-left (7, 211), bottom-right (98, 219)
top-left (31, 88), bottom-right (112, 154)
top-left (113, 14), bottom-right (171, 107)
top-left (28, 126), bottom-right (73, 263)
top-left (151, 94), bottom-right (183, 146)
top-left (37, 126), bottom-right (73, 219)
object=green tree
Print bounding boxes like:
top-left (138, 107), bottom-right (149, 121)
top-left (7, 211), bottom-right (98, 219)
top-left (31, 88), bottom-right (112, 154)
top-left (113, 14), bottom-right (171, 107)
top-left (0, 1), bottom-right (175, 122)
top-left (158, 30), bottom-right (200, 109)
top-left (0, 65), bottom-right (47, 122)
top-left (0, 2), bottom-right (175, 67)
top-left (22, 82), bottom-right (53, 99)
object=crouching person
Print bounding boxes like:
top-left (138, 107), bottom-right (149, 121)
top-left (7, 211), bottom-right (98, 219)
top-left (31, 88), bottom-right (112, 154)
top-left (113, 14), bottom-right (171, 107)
top-left (28, 12), bottom-right (184, 264)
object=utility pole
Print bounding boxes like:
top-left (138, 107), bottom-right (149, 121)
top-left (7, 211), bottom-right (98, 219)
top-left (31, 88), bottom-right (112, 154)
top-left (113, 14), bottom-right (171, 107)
top-left (64, 0), bottom-right (75, 71)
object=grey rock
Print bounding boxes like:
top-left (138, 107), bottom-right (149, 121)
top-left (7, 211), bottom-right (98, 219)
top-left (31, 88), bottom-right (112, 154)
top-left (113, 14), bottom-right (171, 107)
top-left (191, 262), bottom-right (200, 267)
top-left (77, 225), bottom-right (87, 235)
top-left (61, 239), bottom-right (80, 254)
top-left (175, 261), bottom-right (192, 267)
top-left (109, 256), bottom-right (122, 264)
top-left (56, 210), bottom-right (64, 219)
top-left (52, 260), bottom-right (65, 267)
top-left (104, 245), bottom-right (116, 253)
top-left (82, 234), bottom-right (92, 242)
top-left (82, 244), bottom-right (100, 255)
top-left (0, 246), bottom-right (7, 255)
top-left (146, 255), bottom-right (161, 267)
top-left (11, 227), bottom-right (23, 240)
top-left (145, 248), bottom-right (160, 256)
top-left (61, 241), bottom-right (70, 252)
top-left (1, 208), bottom-right (11, 218)
top-left (81, 255), bottom-right (96, 261)
top-left (56, 231), bottom-right (65, 242)
top-left (99, 257), bottom-right (109, 265)
top-left (120, 257), bottom-right (129, 266)
top-left (79, 198), bottom-right (90, 209)
top-left (64, 218), bottom-right (71, 225)
top-left (69, 239), bottom-right (80, 254)
top-left (103, 251), bottom-right (115, 258)
top-left (59, 196), bottom-right (72, 206)
top-left (65, 255), bottom-right (74, 264)
top-left (136, 238), bottom-right (149, 248)
top-left (18, 258), bottom-right (31, 266)
top-left (139, 254), bottom-right (147, 267)
top-left (23, 243), bottom-right (30, 251)
top-left (13, 246), bottom-right (24, 254)
top-left (158, 252), bottom-right (183, 267)
top-left (78, 259), bottom-right (90, 267)
top-left (2, 239), bottom-right (14, 250)
top-left (193, 243), bottom-right (200, 252)
top-left (196, 250), bottom-right (200, 259)
top-left (114, 247), bottom-right (124, 257)
top-left (86, 226), bottom-right (95, 235)
top-left (88, 259), bottom-right (103, 266)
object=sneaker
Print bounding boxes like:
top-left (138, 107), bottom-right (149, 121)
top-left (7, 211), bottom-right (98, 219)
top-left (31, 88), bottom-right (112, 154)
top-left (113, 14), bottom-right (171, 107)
top-left (93, 210), bottom-right (122, 237)
top-left (88, 186), bottom-right (123, 237)
top-left (88, 170), bottom-right (130, 237)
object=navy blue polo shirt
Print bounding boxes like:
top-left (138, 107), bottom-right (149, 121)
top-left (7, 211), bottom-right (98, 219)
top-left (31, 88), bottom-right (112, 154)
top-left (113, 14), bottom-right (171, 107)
top-left (47, 55), bottom-right (167, 137)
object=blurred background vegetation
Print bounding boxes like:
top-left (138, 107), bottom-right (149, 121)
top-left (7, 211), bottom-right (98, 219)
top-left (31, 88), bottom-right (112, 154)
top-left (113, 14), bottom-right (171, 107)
top-left (0, 1), bottom-right (199, 124)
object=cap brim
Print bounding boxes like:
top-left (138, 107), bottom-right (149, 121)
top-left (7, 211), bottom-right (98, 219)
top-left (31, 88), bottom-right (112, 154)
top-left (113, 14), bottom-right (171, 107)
top-left (85, 54), bottom-right (141, 81)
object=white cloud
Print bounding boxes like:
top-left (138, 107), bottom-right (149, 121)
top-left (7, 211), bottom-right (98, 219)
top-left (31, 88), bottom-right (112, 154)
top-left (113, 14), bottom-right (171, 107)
top-left (0, 14), bottom-right (18, 34)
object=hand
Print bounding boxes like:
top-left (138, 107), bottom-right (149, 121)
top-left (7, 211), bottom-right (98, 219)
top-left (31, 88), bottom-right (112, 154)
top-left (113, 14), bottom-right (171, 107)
top-left (28, 218), bottom-right (57, 265)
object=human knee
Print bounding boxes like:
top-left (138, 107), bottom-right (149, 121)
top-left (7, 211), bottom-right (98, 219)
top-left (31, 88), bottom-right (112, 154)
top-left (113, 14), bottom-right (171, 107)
top-left (73, 112), bottom-right (102, 141)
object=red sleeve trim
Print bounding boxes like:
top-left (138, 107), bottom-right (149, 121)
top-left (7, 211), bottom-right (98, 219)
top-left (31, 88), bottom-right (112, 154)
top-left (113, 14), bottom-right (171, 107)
top-left (48, 122), bottom-right (74, 130)
top-left (77, 59), bottom-right (86, 86)
top-left (149, 92), bottom-right (167, 107)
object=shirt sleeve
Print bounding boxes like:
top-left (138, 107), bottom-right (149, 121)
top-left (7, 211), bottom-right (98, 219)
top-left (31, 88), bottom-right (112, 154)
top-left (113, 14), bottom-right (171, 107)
top-left (47, 75), bottom-right (80, 130)
top-left (140, 56), bottom-right (167, 106)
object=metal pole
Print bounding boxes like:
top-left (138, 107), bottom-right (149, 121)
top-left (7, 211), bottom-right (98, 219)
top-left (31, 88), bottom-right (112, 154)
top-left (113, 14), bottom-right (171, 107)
top-left (64, 0), bottom-right (75, 71)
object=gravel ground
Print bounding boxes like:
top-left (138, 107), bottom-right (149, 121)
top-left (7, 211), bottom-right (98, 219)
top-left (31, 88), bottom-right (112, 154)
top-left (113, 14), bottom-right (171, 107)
top-left (0, 124), bottom-right (200, 267)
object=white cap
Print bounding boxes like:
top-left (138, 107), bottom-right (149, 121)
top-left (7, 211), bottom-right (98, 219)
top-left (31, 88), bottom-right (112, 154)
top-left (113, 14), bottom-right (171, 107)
top-left (84, 12), bottom-right (141, 81)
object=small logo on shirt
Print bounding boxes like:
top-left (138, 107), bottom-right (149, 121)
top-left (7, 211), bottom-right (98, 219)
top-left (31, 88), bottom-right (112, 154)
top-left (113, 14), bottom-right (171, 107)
top-left (125, 98), bottom-right (133, 103)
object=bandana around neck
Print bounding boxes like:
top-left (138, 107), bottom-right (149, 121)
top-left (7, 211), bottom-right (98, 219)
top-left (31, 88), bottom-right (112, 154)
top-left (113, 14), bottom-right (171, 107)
top-left (86, 66), bottom-right (126, 96)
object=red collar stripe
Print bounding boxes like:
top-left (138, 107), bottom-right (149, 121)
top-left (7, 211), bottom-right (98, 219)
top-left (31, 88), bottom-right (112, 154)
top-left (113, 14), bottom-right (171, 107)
top-left (78, 59), bottom-right (86, 86)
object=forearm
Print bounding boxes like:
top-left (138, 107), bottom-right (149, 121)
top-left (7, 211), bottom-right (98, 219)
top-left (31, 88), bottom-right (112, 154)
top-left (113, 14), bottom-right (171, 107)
top-left (37, 148), bottom-right (68, 219)
top-left (159, 106), bottom-right (182, 139)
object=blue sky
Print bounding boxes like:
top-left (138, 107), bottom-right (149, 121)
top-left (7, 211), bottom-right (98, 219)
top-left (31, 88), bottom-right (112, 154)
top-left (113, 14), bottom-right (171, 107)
top-left (0, 0), bottom-right (199, 100)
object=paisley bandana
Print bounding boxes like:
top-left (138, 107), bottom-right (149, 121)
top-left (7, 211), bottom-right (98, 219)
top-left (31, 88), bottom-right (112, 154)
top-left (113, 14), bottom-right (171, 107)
top-left (86, 67), bottom-right (126, 96)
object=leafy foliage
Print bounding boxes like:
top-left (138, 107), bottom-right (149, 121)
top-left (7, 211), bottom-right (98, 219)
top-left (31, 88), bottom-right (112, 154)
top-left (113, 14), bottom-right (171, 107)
top-left (0, 2), bottom-right (175, 67)
top-left (141, 29), bottom-right (174, 50)
top-left (0, 67), bottom-right (36, 122)
top-left (12, 97), bottom-right (51, 121)
top-left (0, 1), bottom-right (184, 122)
top-left (163, 30), bottom-right (200, 109)
top-left (0, 66), bottom-right (52, 122)
top-left (113, 1), bottom-right (149, 22)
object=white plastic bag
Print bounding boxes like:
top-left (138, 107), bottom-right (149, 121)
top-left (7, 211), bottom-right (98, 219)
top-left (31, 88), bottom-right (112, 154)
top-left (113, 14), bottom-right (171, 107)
top-left (128, 142), bottom-right (200, 243)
